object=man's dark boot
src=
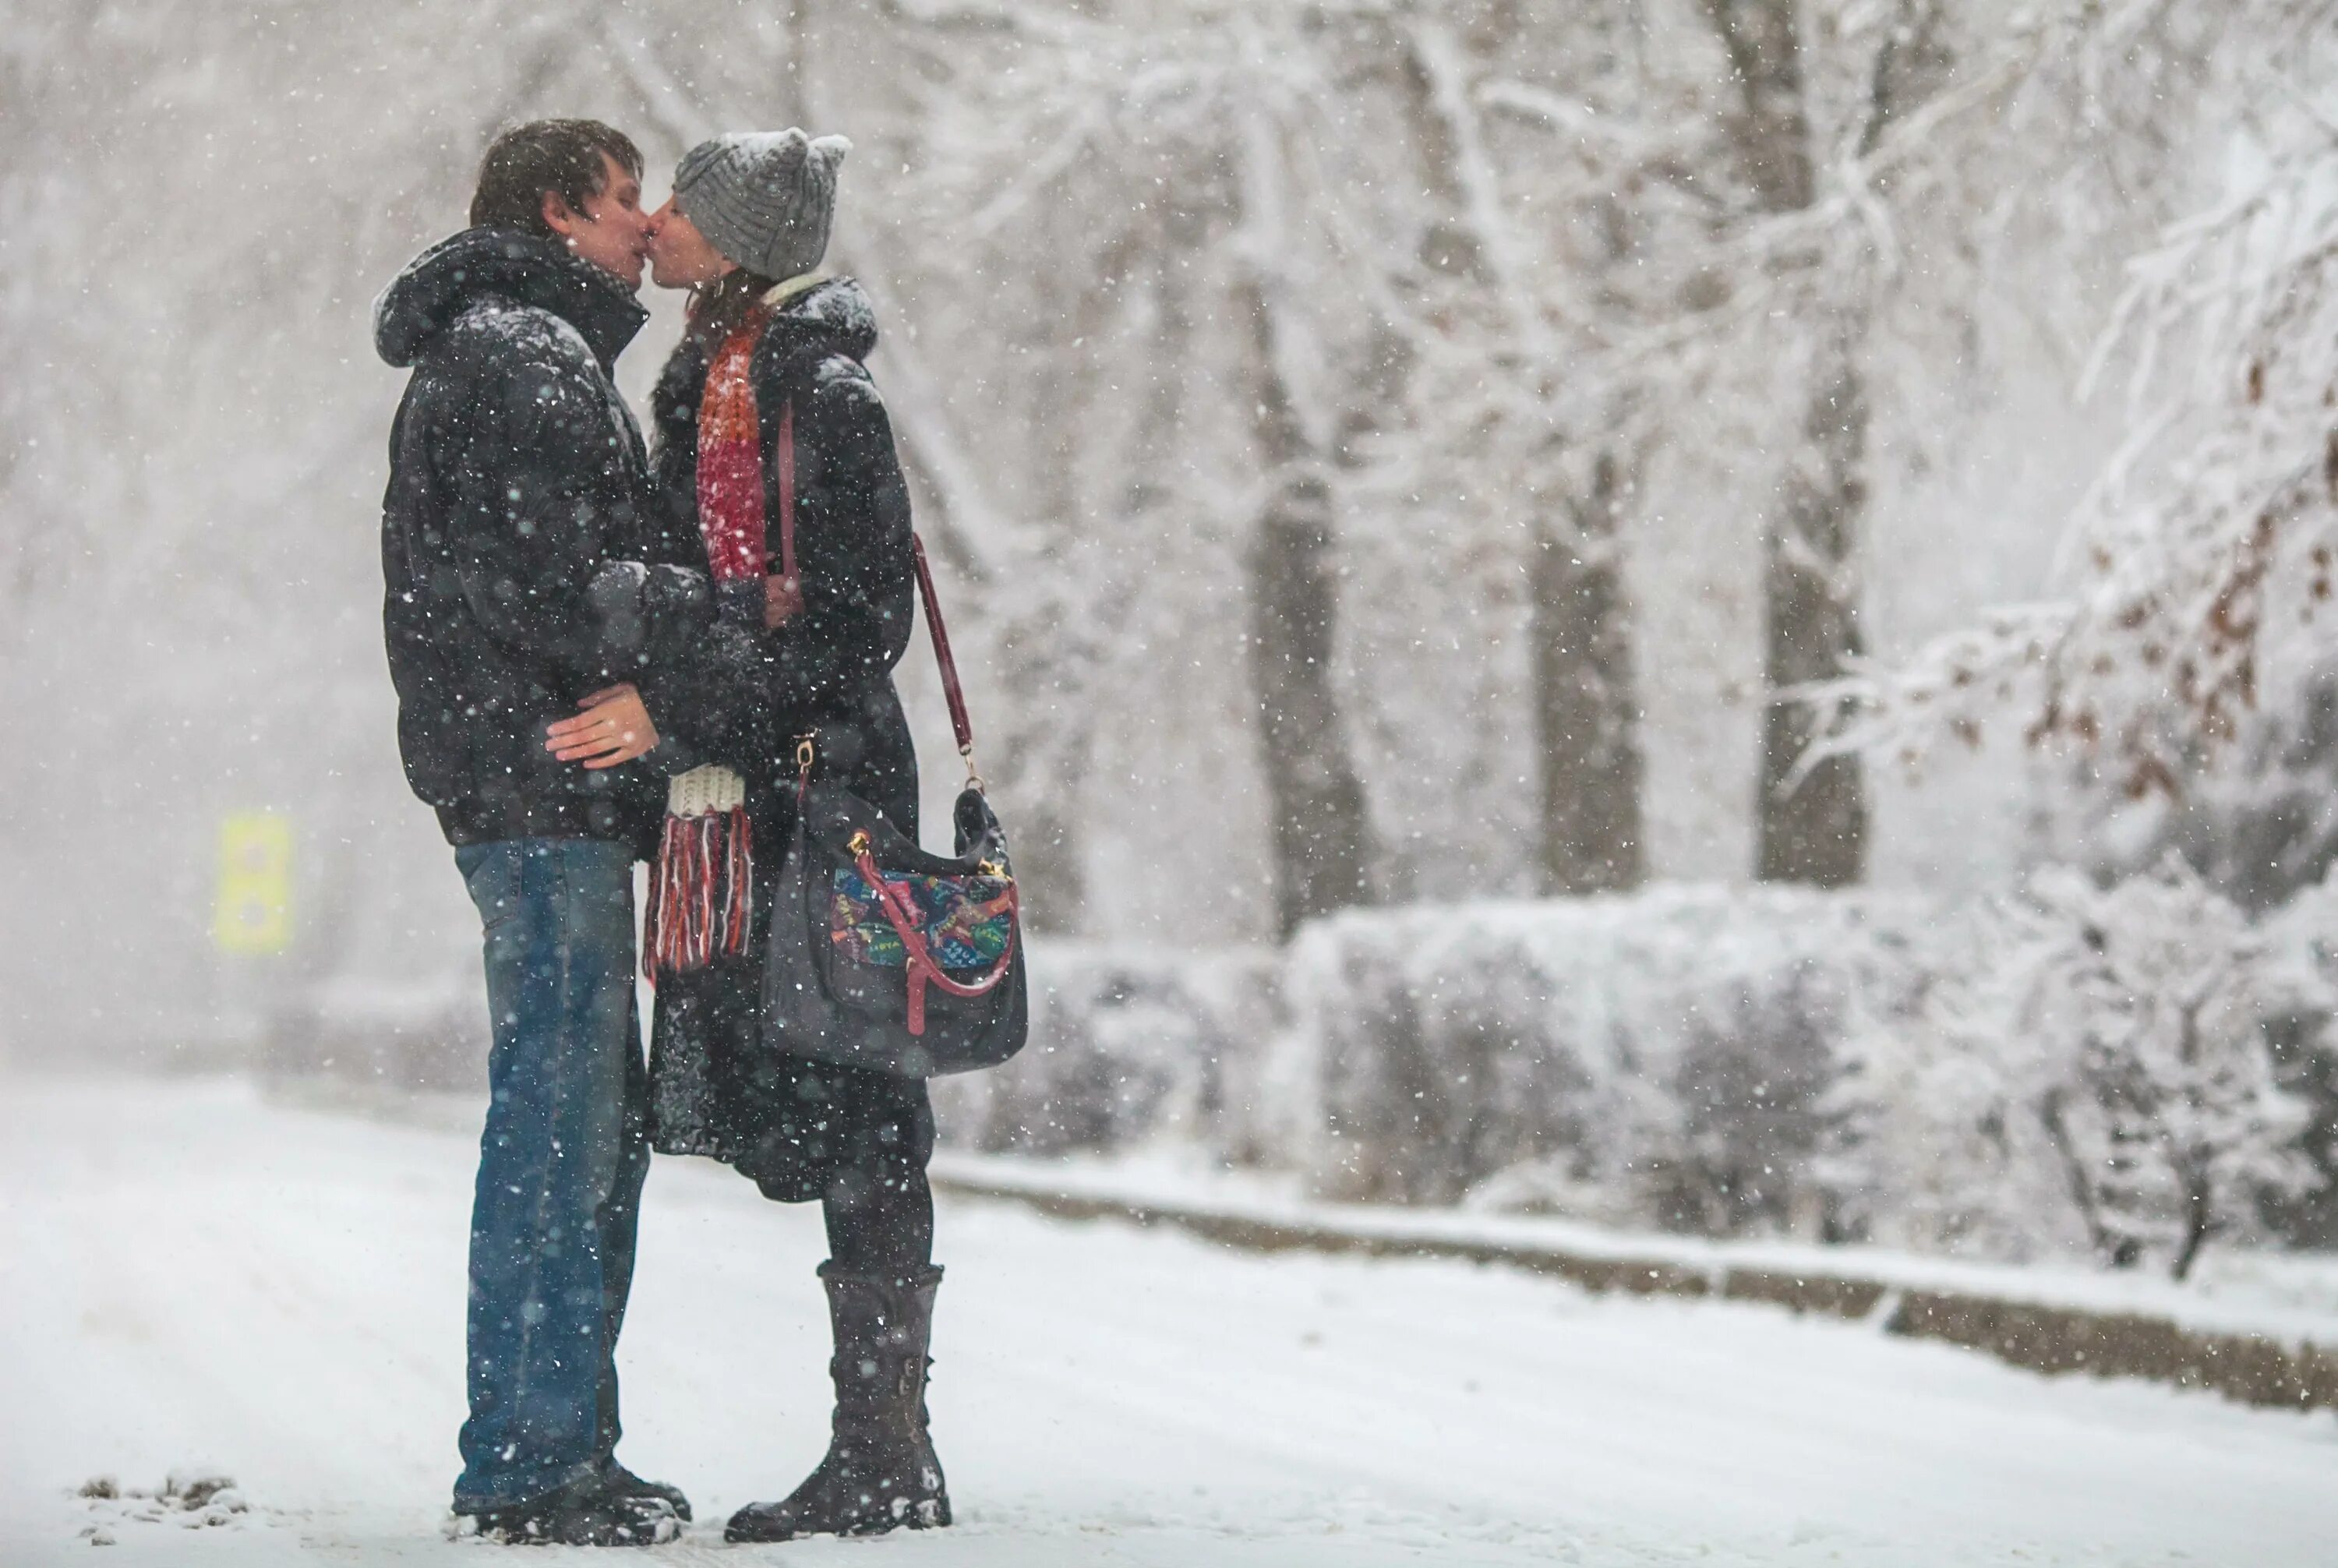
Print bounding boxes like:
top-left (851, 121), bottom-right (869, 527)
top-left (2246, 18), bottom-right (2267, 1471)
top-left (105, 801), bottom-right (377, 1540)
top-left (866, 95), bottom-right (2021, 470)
top-left (467, 1476), bottom-right (679, 1546)
top-left (599, 1460), bottom-right (690, 1523)
top-left (724, 1263), bottom-right (950, 1543)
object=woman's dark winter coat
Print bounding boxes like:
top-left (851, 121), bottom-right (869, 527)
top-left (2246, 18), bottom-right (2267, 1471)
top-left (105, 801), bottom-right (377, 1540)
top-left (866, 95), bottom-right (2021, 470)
top-left (375, 228), bottom-right (707, 849)
top-left (637, 278), bottom-right (920, 818)
top-left (638, 277), bottom-right (932, 1199)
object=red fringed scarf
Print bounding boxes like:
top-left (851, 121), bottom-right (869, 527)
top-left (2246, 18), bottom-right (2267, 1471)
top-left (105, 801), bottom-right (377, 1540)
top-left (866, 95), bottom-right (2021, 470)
top-left (645, 303), bottom-right (797, 979)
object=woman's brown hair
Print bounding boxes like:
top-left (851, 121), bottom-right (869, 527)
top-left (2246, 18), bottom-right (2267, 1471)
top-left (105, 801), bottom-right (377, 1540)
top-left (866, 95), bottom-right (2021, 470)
top-left (687, 269), bottom-right (780, 346)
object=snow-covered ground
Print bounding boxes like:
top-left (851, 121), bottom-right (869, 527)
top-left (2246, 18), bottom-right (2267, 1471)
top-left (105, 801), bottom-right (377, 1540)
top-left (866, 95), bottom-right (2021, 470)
top-left (3, 1078), bottom-right (2334, 1566)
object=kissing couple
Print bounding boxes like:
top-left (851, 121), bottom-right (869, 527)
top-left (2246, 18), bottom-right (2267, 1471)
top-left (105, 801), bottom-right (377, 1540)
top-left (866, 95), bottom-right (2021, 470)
top-left (376, 118), bottom-right (947, 1546)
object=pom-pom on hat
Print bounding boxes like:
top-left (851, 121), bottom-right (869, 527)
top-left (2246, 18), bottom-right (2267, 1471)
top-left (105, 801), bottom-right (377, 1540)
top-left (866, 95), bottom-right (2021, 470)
top-left (671, 129), bottom-right (850, 281)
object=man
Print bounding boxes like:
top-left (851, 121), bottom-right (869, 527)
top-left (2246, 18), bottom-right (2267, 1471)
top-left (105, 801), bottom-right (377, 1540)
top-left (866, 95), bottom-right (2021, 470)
top-left (374, 119), bottom-right (705, 1546)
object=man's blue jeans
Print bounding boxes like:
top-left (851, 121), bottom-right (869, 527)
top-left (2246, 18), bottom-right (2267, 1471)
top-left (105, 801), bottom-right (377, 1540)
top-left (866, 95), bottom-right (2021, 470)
top-left (450, 838), bottom-right (650, 1511)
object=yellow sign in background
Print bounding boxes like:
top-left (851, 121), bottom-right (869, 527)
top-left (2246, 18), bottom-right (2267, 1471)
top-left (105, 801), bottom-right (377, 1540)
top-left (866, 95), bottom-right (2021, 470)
top-left (214, 813), bottom-right (292, 955)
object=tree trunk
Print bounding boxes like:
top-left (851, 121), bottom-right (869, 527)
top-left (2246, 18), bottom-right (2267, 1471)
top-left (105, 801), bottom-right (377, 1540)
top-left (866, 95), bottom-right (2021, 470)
top-left (1393, 14), bottom-right (1646, 895)
top-left (983, 229), bottom-right (1146, 934)
top-left (2170, 1150), bottom-right (2216, 1281)
top-left (1236, 277), bottom-right (1374, 938)
top-left (982, 623), bottom-right (1089, 934)
top-left (1697, 0), bottom-right (1815, 211)
top-left (1756, 331), bottom-right (1869, 885)
top-left (1535, 448), bottom-right (1648, 892)
top-left (1012, 224), bottom-right (1203, 928)
top-left (1701, 0), bottom-right (1870, 885)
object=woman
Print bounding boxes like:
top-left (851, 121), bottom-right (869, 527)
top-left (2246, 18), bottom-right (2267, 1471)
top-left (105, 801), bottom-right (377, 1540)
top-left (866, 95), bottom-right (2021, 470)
top-left (630, 129), bottom-right (946, 1545)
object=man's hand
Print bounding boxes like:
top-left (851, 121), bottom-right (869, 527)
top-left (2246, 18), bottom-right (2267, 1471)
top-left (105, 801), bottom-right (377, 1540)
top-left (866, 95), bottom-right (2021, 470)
top-left (546, 684), bottom-right (659, 769)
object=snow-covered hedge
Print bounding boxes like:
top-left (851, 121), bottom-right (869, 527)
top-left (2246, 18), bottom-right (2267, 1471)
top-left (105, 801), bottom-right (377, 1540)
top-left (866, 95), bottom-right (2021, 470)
top-left (940, 867), bottom-right (2338, 1276)
top-left (1276, 887), bottom-right (1937, 1224)
top-left (1826, 863), bottom-right (2314, 1275)
top-left (928, 943), bottom-right (1282, 1157)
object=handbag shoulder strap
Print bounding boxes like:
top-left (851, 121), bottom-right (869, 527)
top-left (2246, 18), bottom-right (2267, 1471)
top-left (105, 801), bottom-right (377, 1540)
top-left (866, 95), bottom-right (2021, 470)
top-left (772, 399), bottom-right (981, 789)
top-left (774, 402), bottom-right (799, 589)
top-left (912, 535), bottom-right (978, 784)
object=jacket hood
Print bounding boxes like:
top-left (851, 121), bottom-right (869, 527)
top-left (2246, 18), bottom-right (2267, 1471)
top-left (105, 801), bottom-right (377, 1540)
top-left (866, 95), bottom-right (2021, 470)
top-left (762, 275), bottom-right (879, 362)
top-left (373, 227), bottom-right (650, 370)
top-left (647, 274), bottom-right (884, 444)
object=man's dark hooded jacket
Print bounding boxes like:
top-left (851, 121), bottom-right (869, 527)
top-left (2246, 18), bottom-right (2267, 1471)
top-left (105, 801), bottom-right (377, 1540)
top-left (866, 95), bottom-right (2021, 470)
top-left (375, 228), bottom-right (706, 849)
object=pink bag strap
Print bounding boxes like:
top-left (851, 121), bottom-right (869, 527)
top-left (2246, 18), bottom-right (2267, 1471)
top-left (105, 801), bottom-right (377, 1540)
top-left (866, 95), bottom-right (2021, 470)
top-left (912, 536), bottom-right (977, 782)
top-left (775, 403), bottom-right (799, 589)
top-left (853, 835), bottom-right (1019, 1035)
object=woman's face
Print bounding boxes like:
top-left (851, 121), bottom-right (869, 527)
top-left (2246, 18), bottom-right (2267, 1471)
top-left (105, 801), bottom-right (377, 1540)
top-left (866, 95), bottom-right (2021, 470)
top-left (646, 197), bottom-right (737, 290)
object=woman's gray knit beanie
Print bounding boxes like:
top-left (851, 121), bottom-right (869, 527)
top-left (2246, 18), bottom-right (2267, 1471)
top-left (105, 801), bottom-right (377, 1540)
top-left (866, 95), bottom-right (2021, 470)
top-left (671, 129), bottom-right (850, 281)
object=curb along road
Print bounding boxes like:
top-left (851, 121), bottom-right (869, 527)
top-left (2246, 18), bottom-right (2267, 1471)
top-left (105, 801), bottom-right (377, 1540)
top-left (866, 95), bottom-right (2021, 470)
top-left (929, 1168), bottom-right (2338, 1416)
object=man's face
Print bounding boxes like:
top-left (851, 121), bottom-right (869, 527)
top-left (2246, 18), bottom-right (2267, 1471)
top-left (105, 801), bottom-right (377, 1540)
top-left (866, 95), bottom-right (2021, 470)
top-left (543, 152), bottom-right (650, 289)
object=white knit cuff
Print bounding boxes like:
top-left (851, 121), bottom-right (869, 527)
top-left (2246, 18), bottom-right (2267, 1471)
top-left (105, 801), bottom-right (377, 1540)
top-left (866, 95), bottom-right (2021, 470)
top-left (666, 764), bottom-right (746, 818)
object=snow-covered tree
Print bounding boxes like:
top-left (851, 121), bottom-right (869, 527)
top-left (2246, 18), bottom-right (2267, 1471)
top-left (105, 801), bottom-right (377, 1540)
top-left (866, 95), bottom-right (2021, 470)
top-left (1559, 0), bottom-right (2225, 886)
top-left (892, 0), bottom-right (1544, 932)
top-left (1354, 6), bottom-right (1655, 895)
top-left (2098, 669), bottom-right (2338, 913)
top-left (1802, 1), bottom-right (2338, 821)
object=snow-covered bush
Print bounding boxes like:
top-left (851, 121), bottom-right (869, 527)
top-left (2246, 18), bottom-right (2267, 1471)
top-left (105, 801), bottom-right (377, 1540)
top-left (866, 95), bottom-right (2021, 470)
top-left (1831, 860), bottom-right (2312, 1275)
top-left (230, 867), bottom-right (2326, 1277)
top-left (1820, 905), bottom-right (2086, 1262)
top-left (929, 942), bottom-right (1280, 1158)
top-left (2250, 870), bottom-right (2338, 1248)
top-left (2022, 862), bottom-right (2311, 1277)
top-left (247, 873), bottom-right (2324, 1277)
top-left (1273, 888), bottom-right (1938, 1225)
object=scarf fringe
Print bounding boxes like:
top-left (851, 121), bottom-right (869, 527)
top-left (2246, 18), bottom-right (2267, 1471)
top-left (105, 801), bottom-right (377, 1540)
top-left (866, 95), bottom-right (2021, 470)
top-left (644, 803), bottom-right (754, 980)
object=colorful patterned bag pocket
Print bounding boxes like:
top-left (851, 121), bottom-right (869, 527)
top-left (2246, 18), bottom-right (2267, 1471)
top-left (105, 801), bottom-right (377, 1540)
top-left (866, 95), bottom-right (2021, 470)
top-left (831, 868), bottom-right (1015, 970)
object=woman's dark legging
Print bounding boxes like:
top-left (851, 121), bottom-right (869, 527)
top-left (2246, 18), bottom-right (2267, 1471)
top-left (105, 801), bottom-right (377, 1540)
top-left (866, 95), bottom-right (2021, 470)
top-left (821, 1163), bottom-right (934, 1271)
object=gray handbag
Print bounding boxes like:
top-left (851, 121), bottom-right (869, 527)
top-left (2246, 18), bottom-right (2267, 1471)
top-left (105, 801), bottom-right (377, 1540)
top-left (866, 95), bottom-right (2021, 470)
top-left (759, 531), bottom-right (1029, 1078)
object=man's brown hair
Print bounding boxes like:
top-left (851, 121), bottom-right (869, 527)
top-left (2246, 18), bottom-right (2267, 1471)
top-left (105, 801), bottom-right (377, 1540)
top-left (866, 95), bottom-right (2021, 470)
top-left (469, 119), bottom-right (644, 238)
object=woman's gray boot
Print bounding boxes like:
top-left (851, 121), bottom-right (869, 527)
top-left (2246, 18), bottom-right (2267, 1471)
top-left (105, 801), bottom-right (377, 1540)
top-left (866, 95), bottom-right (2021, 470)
top-left (724, 1263), bottom-right (951, 1543)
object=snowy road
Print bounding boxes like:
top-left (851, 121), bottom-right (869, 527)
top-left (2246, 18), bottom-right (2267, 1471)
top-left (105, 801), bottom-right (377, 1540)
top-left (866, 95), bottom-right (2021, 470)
top-left (2, 1079), bottom-right (2333, 1566)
